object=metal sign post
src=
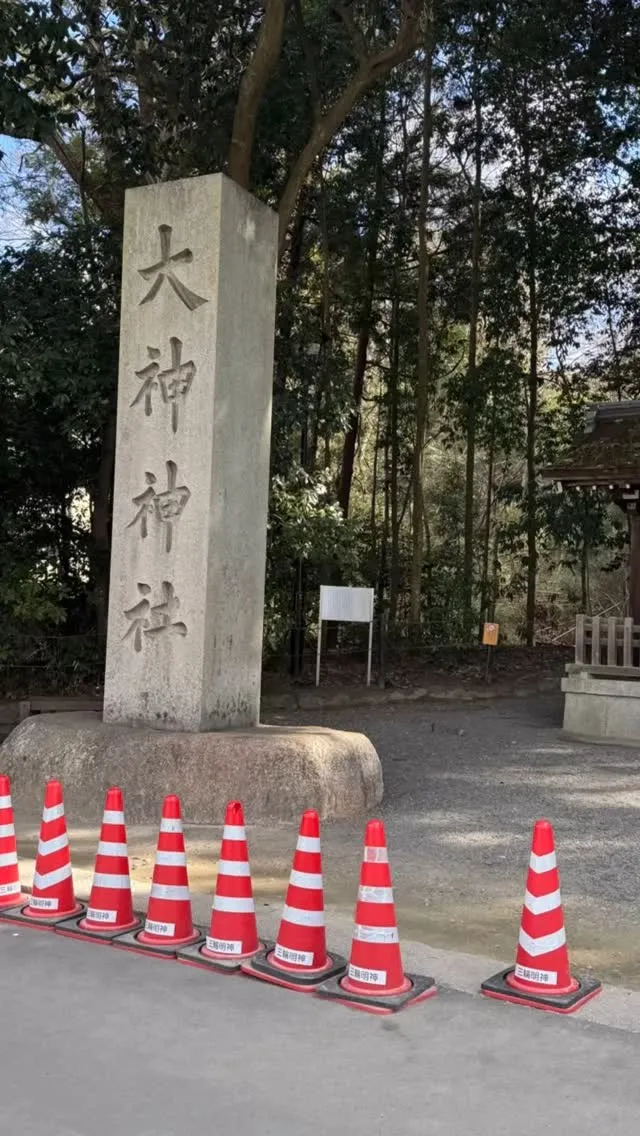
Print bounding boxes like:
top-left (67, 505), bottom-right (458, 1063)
top-left (316, 586), bottom-right (375, 687)
top-left (482, 622), bottom-right (499, 684)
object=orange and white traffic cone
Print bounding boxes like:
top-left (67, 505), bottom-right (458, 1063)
top-left (316, 819), bottom-right (436, 1014)
top-left (242, 809), bottom-right (345, 991)
top-left (2, 779), bottom-right (84, 930)
top-left (112, 793), bottom-right (202, 958)
top-left (482, 818), bottom-right (601, 1013)
top-left (0, 775), bottom-right (26, 912)
top-left (56, 787), bottom-right (142, 942)
top-left (178, 800), bottom-right (266, 972)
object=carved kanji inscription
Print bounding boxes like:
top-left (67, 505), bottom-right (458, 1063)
top-left (138, 224), bottom-right (208, 311)
top-left (127, 461), bottom-right (190, 553)
top-left (130, 337), bottom-right (196, 433)
top-left (122, 581), bottom-right (188, 652)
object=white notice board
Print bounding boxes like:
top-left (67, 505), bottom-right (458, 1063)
top-left (316, 585), bottom-right (375, 686)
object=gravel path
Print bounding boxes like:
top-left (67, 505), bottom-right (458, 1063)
top-left (273, 693), bottom-right (640, 987)
top-left (11, 692), bottom-right (640, 987)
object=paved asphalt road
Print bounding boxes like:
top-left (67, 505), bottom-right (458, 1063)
top-left (1, 923), bottom-right (639, 1135)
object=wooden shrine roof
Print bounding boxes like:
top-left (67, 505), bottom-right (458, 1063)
top-left (541, 402), bottom-right (640, 487)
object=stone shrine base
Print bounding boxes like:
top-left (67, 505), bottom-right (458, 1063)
top-left (0, 712), bottom-right (383, 823)
top-left (562, 667), bottom-right (640, 744)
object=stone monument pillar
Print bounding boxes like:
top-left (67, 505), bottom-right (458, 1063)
top-left (103, 174), bottom-right (277, 731)
top-left (1, 173), bottom-right (383, 823)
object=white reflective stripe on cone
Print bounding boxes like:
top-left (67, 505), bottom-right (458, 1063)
top-left (529, 851), bottom-right (557, 874)
top-left (42, 804), bottom-right (65, 823)
top-left (363, 846), bottom-right (388, 863)
top-left (0, 795), bottom-right (12, 810)
top-left (518, 926), bottom-right (566, 957)
top-left (217, 859), bottom-right (251, 877)
top-left (222, 825), bottom-right (246, 841)
top-left (149, 883), bottom-right (190, 902)
top-left (0, 824), bottom-right (15, 839)
top-left (92, 873), bottom-right (132, 889)
top-left (524, 888), bottom-right (561, 915)
top-left (37, 834), bottom-right (69, 857)
top-left (97, 841), bottom-right (129, 857)
top-left (353, 923), bottom-right (399, 943)
top-left (212, 894), bottom-right (255, 913)
top-left (0, 851), bottom-right (18, 868)
top-left (289, 869), bottom-right (323, 889)
top-left (296, 836), bottom-right (321, 853)
top-left (33, 862), bottom-right (72, 890)
top-left (358, 886), bottom-right (394, 904)
top-left (281, 903), bottom-right (324, 927)
top-left (155, 850), bottom-right (187, 867)
top-left (102, 810), bottom-right (125, 825)
top-left (159, 818), bottom-right (183, 833)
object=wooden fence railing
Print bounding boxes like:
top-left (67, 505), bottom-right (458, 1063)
top-left (575, 614), bottom-right (640, 670)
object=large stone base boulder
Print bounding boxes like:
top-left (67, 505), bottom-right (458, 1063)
top-left (0, 712), bottom-right (383, 823)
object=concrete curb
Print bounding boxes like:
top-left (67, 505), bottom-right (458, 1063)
top-left (262, 676), bottom-right (562, 714)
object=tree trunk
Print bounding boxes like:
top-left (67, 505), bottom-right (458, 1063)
top-left (388, 293), bottom-right (401, 628)
top-left (462, 81), bottom-right (483, 640)
top-left (580, 530), bottom-right (590, 613)
top-left (309, 165), bottom-right (331, 470)
top-left (271, 195), bottom-right (307, 473)
top-left (338, 93), bottom-right (387, 516)
top-left (479, 397), bottom-right (496, 634)
top-left (378, 393), bottom-right (391, 625)
top-left (276, 4), bottom-right (422, 254)
top-left (227, 0), bottom-right (289, 189)
top-left (58, 498), bottom-right (74, 590)
top-left (409, 22), bottom-right (433, 629)
top-left (521, 91), bottom-right (539, 648)
top-left (90, 408), bottom-right (117, 648)
top-left (370, 396), bottom-right (382, 563)
top-left (629, 512), bottom-right (640, 625)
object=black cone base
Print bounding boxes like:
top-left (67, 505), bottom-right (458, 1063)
top-left (242, 946), bottom-right (347, 991)
top-left (481, 967), bottom-right (602, 1015)
top-left (177, 939), bottom-right (273, 974)
top-left (316, 972), bottom-right (436, 1015)
top-left (0, 901), bottom-right (85, 931)
top-left (55, 913), bottom-right (143, 943)
top-left (111, 925), bottom-right (204, 960)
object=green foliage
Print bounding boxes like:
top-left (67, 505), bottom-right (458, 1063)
top-left (265, 469), bottom-right (359, 649)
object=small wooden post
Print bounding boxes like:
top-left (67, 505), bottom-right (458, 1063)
top-left (623, 617), bottom-right (634, 668)
top-left (482, 622), bottom-right (499, 684)
top-left (315, 621), bottom-right (322, 687)
top-left (607, 617), bottom-right (617, 666)
top-left (366, 617), bottom-right (373, 687)
top-left (591, 615), bottom-right (601, 666)
top-left (377, 612), bottom-right (387, 690)
top-left (575, 614), bottom-right (585, 664)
